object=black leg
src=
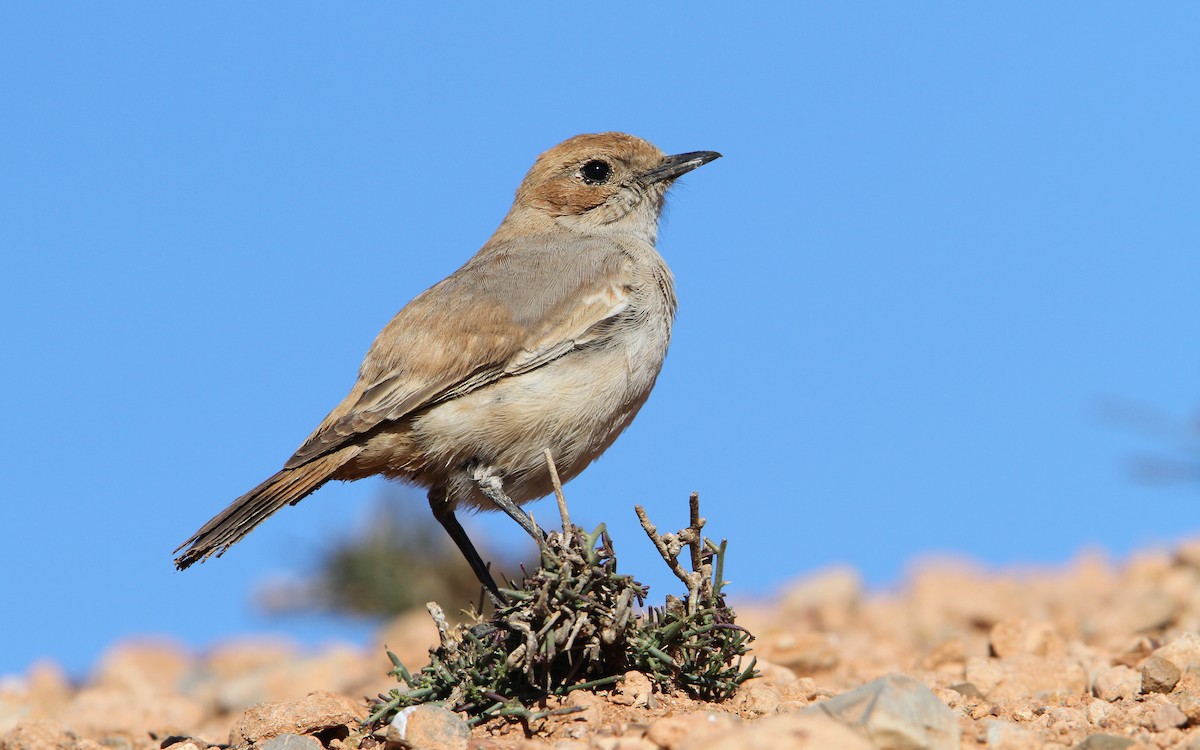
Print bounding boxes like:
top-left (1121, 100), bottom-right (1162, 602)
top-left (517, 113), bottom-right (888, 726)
top-left (428, 488), bottom-right (504, 606)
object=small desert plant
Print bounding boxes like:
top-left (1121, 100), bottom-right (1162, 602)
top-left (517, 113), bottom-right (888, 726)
top-left (368, 454), bottom-right (756, 728)
top-left (632, 500), bottom-right (755, 701)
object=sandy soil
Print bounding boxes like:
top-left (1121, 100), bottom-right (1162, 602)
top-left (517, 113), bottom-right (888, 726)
top-left (6, 541), bottom-right (1200, 749)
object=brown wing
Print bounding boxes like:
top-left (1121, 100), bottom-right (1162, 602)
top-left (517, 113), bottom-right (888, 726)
top-left (283, 236), bottom-right (634, 469)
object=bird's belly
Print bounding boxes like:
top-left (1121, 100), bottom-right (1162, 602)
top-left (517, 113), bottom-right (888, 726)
top-left (409, 333), bottom-right (667, 510)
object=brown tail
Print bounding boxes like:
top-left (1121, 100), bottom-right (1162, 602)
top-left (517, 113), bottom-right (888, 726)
top-left (174, 447), bottom-right (359, 570)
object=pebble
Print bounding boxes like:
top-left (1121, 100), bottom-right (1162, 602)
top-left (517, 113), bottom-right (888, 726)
top-left (948, 682), bottom-right (986, 700)
top-left (260, 734), bottom-right (323, 750)
top-left (770, 631), bottom-right (840, 674)
top-left (1174, 689), bottom-right (1200, 723)
top-left (613, 671), bottom-right (653, 708)
top-left (984, 719), bottom-right (1039, 750)
top-left (748, 659), bottom-right (801, 691)
top-left (1092, 665), bottom-right (1140, 702)
top-left (230, 690), bottom-right (365, 747)
top-left (736, 683), bottom-right (782, 715)
top-left (803, 673), bottom-right (960, 750)
top-left (1144, 697), bottom-right (1187, 732)
top-left (1154, 632), bottom-right (1200, 673)
top-left (1044, 706), bottom-right (1090, 738)
top-left (563, 690), bottom-right (604, 725)
top-left (61, 684), bottom-right (205, 738)
top-left (1, 720), bottom-right (79, 750)
top-left (385, 704), bottom-right (470, 750)
top-left (644, 715), bottom-right (693, 749)
top-left (989, 619), bottom-right (1063, 659)
top-left (1102, 590), bottom-right (1178, 634)
top-left (966, 653), bottom-right (1088, 702)
top-left (1084, 698), bottom-right (1111, 726)
top-left (921, 639), bottom-right (967, 672)
top-left (645, 712), bottom-right (739, 750)
top-left (1141, 655), bottom-right (1181, 694)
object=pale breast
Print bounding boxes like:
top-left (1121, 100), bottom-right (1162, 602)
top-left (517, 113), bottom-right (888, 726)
top-left (409, 245), bottom-right (676, 511)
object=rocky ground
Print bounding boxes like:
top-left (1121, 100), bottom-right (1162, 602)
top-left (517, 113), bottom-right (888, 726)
top-left (8, 541), bottom-right (1200, 750)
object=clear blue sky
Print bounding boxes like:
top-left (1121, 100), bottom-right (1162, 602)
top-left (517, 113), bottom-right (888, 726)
top-left (2, 4), bottom-right (1197, 677)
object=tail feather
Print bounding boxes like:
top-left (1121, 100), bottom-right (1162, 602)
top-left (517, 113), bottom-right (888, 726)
top-left (174, 447), bottom-right (358, 570)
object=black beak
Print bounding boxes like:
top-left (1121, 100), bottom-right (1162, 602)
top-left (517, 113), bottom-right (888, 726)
top-left (640, 150), bottom-right (722, 184)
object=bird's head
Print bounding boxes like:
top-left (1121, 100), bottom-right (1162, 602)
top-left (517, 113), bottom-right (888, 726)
top-left (501, 132), bottom-right (721, 243)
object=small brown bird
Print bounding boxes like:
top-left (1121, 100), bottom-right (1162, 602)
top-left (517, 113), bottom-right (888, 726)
top-left (174, 133), bottom-right (720, 596)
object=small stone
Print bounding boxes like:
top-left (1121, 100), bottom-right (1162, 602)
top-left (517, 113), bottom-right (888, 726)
top-left (563, 690), bottom-right (603, 725)
top-left (1103, 591), bottom-right (1178, 634)
top-left (989, 619), bottom-right (1063, 659)
top-left (1111, 637), bottom-right (1156, 669)
top-left (1142, 655), bottom-right (1182, 694)
top-left (647, 713), bottom-right (740, 750)
top-left (1010, 705), bottom-right (1035, 722)
top-left (965, 654), bottom-right (1088, 701)
top-left (770, 632), bottom-right (839, 675)
top-left (1147, 699), bottom-right (1187, 732)
top-left (736, 683), bottom-right (782, 716)
top-left (1044, 706), bottom-right (1089, 738)
top-left (645, 715), bottom-right (693, 749)
top-left (949, 682), bottom-right (986, 700)
top-left (989, 621), bottom-right (1024, 658)
top-left (1073, 735), bottom-right (1135, 750)
top-left (784, 677), bottom-right (819, 701)
top-left (63, 685), bottom-right (205, 738)
top-left (965, 658), bottom-right (1006, 699)
top-left (984, 719), bottom-right (1039, 750)
top-left (614, 671), bottom-right (653, 708)
top-left (931, 687), bottom-right (964, 711)
top-left (969, 701), bottom-right (993, 720)
top-left (1174, 690), bottom-right (1200, 722)
top-left (260, 734), bottom-right (323, 750)
top-left (385, 704), bottom-right (470, 750)
top-left (211, 644), bottom-right (374, 713)
top-left (921, 639), bottom-right (967, 673)
top-left (803, 673), bottom-right (960, 750)
top-left (1085, 698), bottom-right (1110, 726)
top-left (748, 659), bottom-right (801, 691)
top-left (231, 690), bottom-right (365, 747)
top-left (1093, 665), bottom-right (1140, 702)
top-left (1155, 633), bottom-right (1200, 673)
top-left (1, 720), bottom-right (78, 750)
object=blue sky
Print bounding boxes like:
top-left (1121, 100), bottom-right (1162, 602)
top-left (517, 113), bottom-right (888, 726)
top-left (2, 4), bottom-right (1197, 677)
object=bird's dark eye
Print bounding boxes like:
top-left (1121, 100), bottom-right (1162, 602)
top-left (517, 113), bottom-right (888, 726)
top-left (580, 159), bottom-right (612, 184)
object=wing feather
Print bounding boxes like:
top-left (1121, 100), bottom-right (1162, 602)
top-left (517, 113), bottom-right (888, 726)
top-left (284, 237), bottom-right (633, 468)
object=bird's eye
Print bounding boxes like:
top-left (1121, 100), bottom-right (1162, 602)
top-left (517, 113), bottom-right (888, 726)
top-left (580, 159), bottom-right (612, 185)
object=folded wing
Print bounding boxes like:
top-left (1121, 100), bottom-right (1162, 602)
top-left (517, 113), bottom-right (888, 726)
top-left (284, 236), bottom-right (634, 469)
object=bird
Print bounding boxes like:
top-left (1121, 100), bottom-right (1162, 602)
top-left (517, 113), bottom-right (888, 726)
top-left (174, 132), bottom-right (721, 598)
